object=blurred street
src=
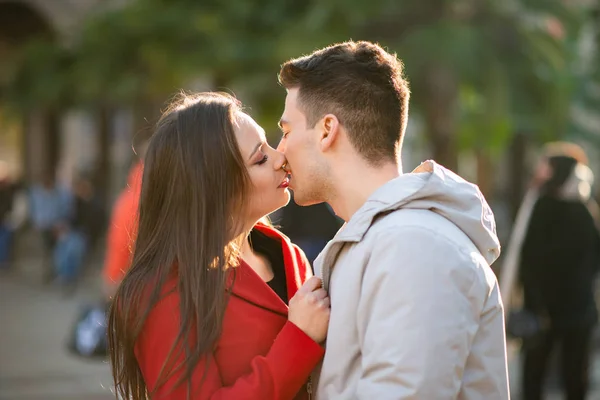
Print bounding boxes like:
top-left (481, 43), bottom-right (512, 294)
top-left (2, 250), bottom-right (600, 399)
top-left (507, 339), bottom-right (600, 400)
top-left (0, 0), bottom-right (598, 398)
top-left (0, 247), bottom-right (113, 400)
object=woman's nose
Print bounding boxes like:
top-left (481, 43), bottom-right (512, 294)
top-left (273, 150), bottom-right (287, 171)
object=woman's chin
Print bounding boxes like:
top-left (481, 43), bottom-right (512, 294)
top-left (270, 190), bottom-right (291, 213)
top-left (253, 190), bottom-right (292, 223)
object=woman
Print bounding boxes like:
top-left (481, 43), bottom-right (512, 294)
top-left (510, 143), bottom-right (600, 400)
top-left (108, 92), bottom-right (330, 400)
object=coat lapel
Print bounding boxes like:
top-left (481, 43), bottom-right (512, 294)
top-left (228, 259), bottom-right (288, 316)
top-left (254, 224), bottom-right (308, 300)
top-left (227, 224), bottom-right (308, 317)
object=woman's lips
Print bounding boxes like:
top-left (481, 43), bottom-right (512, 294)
top-left (278, 174), bottom-right (291, 188)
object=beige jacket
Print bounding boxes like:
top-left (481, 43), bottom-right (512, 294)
top-left (313, 161), bottom-right (509, 400)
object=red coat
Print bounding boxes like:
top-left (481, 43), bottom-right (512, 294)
top-left (135, 224), bottom-right (324, 399)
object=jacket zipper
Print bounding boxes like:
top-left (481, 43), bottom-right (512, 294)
top-left (307, 377), bottom-right (313, 400)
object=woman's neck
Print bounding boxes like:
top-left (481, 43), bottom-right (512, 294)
top-left (240, 233), bottom-right (254, 259)
top-left (240, 230), bottom-right (274, 282)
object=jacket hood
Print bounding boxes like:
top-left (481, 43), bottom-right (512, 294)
top-left (336, 160), bottom-right (501, 264)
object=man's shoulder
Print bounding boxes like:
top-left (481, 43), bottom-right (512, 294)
top-left (366, 208), bottom-right (465, 243)
top-left (355, 210), bottom-right (499, 302)
top-left (359, 209), bottom-right (486, 270)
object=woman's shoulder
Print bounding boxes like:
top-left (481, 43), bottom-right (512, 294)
top-left (134, 276), bottom-right (181, 353)
top-left (137, 274), bottom-right (180, 322)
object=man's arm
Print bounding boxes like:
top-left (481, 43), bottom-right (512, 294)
top-left (355, 226), bottom-right (486, 399)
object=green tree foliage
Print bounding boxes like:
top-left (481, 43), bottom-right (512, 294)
top-left (2, 0), bottom-right (598, 164)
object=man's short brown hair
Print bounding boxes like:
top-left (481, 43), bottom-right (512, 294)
top-left (279, 41), bottom-right (410, 165)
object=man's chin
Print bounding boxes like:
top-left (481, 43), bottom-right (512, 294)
top-left (291, 189), bottom-right (322, 207)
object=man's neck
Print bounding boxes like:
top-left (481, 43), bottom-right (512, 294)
top-left (327, 160), bottom-right (401, 222)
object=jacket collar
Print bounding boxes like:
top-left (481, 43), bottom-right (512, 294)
top-left (325, 161), bottom-right (437, 249)
top-left (315, 161), bottom-right (450, 290)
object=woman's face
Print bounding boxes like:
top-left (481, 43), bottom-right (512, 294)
top-left (533, 158), bottom-right (552, 187)
top-left (234, 112), bottom-right (290, 223)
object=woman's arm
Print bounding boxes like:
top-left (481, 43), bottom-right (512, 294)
top-left (135, 291), bottom-right (324, 400)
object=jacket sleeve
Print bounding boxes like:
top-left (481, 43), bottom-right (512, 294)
top-left (355, 226), bottom-right (505, 399)
top-left (136, 291), bottom-right (324, 400)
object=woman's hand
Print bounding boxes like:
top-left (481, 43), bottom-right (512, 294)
top-left (288, 276), bottom-right (330, 343)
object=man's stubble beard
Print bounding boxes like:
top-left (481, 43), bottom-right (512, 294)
top-left (293, 163), bottom-right (331, 207)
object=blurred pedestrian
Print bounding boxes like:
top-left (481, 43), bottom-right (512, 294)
top-left (29, 172), bottom-right (72, 282)
top-left (54, 173), bottom-right (104, 295)
top-left (506, 142), bottom-right (600, 400)
top-left (2, 179), bottom-right (29, 268)
top-left (102, 140), bottom-right (146, 300)
top-left (0, 162), bottom-right (16, 269)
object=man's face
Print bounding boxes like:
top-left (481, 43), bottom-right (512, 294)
top-left (277, 88), bottom-right (327, 206)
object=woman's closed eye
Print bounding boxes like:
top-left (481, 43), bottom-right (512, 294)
top-left (257, 154), bottom-right (269, 165)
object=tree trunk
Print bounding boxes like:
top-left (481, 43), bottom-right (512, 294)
top-left (508, 132), bottom-right (529, 220)
top-left (46, 108), bottom-right (60, 176)
top-left (475, 148), bottom-right (494, 201)
top-left (213, 72), bottom-right (230, 92)
top-left (94, 104), bottom-right (111, 207)
top-left (420, 64), bottom-right (459, 172)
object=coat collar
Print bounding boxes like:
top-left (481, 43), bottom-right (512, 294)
top-left (227, 223), bottom-right (307, 317)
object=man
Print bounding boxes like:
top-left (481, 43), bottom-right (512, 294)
top-left (277, 41), bottom-right (509, 399)
top-left (29, 172), bottom-right (72, 282)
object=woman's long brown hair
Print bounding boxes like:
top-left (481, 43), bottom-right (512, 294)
top-left (107, 92), bottom-right (251, 399)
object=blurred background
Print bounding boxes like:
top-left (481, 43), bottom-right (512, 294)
top-left (0, 0), bottom-right (599, 399)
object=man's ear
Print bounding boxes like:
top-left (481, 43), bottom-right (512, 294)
top-left (318, 114), bottom-right (340, 152)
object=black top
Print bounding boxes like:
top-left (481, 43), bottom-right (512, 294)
top-left (249, 229), bottom-right (288, 304)
top-left (69, 195), bottom-right (105, 244)
top-left (519, 195), bottom-right (600, 329)
top-left (0, 182), bottom-right (15, 220)
top-left (279, 199), bottom-right (342, 240)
